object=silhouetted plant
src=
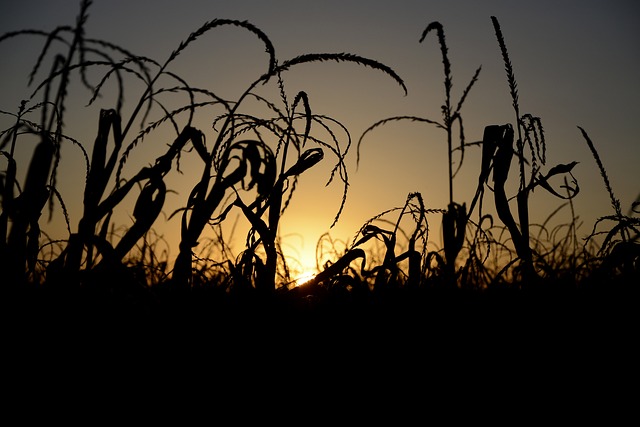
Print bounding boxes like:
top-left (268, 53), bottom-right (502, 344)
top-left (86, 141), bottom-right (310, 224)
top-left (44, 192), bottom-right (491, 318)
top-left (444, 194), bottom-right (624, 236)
top-left (301, 191), bottom-right (435, 307)
top-left (353, 192), bottom-right (432, 290)
top-left (357, 21), bottom-right (482, 286)
top-left (0, 0), bottom-right (95, 286)
top-left (477, 16), bottom-right (581, 284)
top-left (579, 127), bottom-right (639, 284)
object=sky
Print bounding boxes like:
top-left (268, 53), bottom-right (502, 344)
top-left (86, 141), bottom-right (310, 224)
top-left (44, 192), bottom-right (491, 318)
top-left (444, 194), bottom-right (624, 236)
top-left (1, 0), bottom-right (639, 278)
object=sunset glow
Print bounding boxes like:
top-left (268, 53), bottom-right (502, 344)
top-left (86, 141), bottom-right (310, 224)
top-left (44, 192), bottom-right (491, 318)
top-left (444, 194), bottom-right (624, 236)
top-left (293, 270), bottom-right (317, 287)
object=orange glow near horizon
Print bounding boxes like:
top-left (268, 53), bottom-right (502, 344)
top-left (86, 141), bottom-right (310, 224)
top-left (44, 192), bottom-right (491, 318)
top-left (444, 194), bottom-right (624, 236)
top-left (292, 270), bottom-right (317, 287)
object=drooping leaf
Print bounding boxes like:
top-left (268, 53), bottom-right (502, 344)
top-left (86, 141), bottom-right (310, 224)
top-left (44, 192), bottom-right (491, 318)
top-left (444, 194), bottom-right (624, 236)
top-left (283, 148), bottom-right (323, 177)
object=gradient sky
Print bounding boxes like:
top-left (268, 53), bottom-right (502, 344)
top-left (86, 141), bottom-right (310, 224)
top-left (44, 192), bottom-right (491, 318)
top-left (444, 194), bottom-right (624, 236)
top-left (1, 0), bottom-right (638, 276)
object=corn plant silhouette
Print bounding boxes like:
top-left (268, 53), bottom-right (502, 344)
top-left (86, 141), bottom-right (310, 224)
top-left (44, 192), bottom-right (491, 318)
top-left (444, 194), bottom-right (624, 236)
top-left (351, 191), bottom-right (431, 291)
top-left (579, 127), bottom-right (639, 285)
top-left (0, 0), bottom-right (97, 287)
top-left (302, 191), bottom-right (435, 307)
top-left (357, 21), bottom-right (481, 286)
top-left (474, 17), bottom-right (580, 284)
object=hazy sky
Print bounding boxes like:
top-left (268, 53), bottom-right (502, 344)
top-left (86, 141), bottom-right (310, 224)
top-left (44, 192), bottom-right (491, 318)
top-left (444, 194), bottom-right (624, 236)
top-left (1, 0), bottom-right (639, 275)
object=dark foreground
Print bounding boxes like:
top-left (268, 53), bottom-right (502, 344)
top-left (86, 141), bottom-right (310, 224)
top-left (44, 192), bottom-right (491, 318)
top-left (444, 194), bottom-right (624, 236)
top-left (5, 277), bottom-right (636, 343)
top-left (3, 278), bottom-right (637, 419)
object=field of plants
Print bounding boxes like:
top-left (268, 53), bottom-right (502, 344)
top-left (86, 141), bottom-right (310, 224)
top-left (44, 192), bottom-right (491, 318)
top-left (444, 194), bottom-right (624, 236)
top-left (1, 1), bottom-right (637, 334)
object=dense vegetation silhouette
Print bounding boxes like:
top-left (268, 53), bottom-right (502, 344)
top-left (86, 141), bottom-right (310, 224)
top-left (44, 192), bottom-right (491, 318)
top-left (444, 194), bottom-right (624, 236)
top-left (1, 1), bottom-right (637, 334)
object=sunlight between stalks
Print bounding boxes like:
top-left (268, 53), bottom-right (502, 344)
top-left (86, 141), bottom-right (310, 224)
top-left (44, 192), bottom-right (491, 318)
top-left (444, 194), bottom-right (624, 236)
top-left (294, 269), bottom-right (317, 286)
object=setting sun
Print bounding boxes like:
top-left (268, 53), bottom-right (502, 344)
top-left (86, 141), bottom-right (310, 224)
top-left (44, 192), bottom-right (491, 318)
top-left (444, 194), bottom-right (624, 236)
top-left (293, 270), bottom-right (317, 287)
